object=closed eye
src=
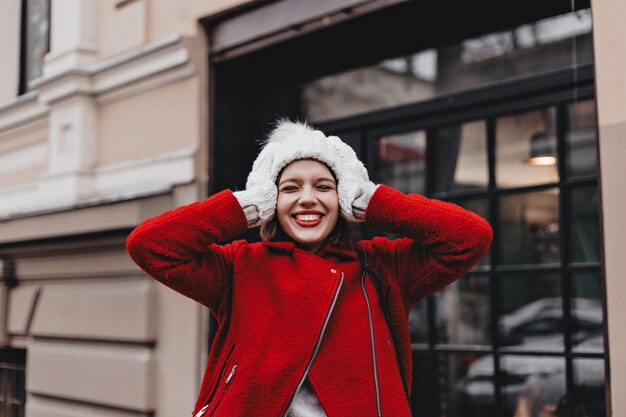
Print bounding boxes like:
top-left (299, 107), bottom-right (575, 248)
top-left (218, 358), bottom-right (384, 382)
top-left (280, 185), bottom-right (299, 193)
top-left (317, 185), bottom-right (335, 191)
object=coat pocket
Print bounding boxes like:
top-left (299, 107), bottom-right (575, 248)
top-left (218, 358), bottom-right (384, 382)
top-left (207, 362), bottom-right (239, 416)
top-left (195, 344), bottom-right (237, 417)
top-left (194, 350), bottom-right (239, 417)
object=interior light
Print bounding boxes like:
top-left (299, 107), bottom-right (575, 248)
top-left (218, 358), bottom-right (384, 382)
top-left (528, 132), bottom-right (557, 166)
top-left (529, 156), bottom-right (557, 166)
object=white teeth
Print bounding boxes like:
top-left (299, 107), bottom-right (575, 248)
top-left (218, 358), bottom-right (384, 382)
top-left (295, 214), bottom-right (322, 221)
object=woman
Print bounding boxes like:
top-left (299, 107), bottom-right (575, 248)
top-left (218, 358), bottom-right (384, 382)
top-left (126, 120), bottom-right (492, 417)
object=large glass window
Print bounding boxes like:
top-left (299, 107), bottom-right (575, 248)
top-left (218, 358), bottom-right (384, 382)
top-left (346, 91), bottom-right (602, 416)
top-left (303, 10), bottom-right (593, 123)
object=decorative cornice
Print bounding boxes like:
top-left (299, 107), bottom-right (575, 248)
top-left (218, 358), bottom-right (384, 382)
top-left (0, 94), bottom-right (48, 135)
top-left (0, 34), bottom-right (198, 222)
top-left (0, 34), bottom-right (192, 132)
top-left (32, 34), bottom-right (191, 106)
top-left (0, 147), bottom-right (196, 220)
top-left (30, 34), bottom-right (184, 90)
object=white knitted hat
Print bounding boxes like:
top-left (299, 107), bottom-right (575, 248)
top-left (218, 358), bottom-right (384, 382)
top-left (246, 119), bottom-right (369, 221)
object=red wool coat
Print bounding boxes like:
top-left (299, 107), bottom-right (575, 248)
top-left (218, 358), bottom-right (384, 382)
top-left (126, 185), bottom-right (492, 417)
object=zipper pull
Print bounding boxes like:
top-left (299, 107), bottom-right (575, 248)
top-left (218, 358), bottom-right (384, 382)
top-left (225, 364), bottom-right (238, 384)
top-left (195, 404), bottom-right (209, 417)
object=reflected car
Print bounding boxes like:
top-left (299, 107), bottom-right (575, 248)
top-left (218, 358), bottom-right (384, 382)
top-left (499, 297), bottom-right (602, 348)
top-left (456, 298), bottom-right (604, 416)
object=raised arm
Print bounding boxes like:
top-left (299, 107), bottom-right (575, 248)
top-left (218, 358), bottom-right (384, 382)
top-left (360, 185), bottom-right (493, 306)
top-left (126, 190), bottom-right (248, 311)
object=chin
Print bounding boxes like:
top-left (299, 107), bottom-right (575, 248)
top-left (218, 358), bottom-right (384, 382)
top-left (292, 233), bottom-right (327, 246)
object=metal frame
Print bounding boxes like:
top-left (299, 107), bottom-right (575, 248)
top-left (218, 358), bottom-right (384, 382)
top-left (319, 65), bottom-right (604, 417)
top-left (0, 348), bottom-right (26, 417)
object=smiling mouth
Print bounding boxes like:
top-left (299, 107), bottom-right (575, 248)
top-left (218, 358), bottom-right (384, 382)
top-left (295, 214), bottom-right (323, 221)
top-left (292, 213), bottom-right (325, 227)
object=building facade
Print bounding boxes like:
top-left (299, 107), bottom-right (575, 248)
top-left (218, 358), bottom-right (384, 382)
top-left (0, 1), bottom-right (624, 416)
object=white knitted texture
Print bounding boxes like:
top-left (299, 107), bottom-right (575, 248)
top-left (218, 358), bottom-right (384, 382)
top-left (251, 121), bottom-right (370, 222)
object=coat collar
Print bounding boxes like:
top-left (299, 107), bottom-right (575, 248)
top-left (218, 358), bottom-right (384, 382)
top-left (262, 239), bottom-right (357, 260)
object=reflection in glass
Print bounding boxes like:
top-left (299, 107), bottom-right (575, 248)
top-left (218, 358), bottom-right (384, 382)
top-left (568, 187), bottom-right (600, 263)
top-left (24, 0), bottom-right (51, 86)
top-left (303, 10), bottom-right (593, 122)
top-left (498, 190), bottom-right (560, 265)
top-left (454, 198), bottom-right (490, 266)
top-left (412, 353), bottom-right (495, 417)
top-left (435, 275), bottom-right (490, 346)
top-left (496, 108), bottom-right (559, 188)
top-left (411, 353), bottom-right (438, 417)
top-left (429, 121), bottom-right (488, 193)
top-left (566, 100), bottom-right (598, 177)
top-left (408, 298), bottom-right (429, 345)
top-left (572, 273), bottom-right (604, 353)
top-left (573, 359), bottom-right (606, 417)
top-left (499, 274), bottom-right (562, 351)
top-left (374, 130), bottom-right (426, 194)
top-left (500, 355), bottom-right (565, 417)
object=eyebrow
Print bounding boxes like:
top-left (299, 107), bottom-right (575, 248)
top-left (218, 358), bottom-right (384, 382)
top-left (278, 177), bottom-right (336, 186)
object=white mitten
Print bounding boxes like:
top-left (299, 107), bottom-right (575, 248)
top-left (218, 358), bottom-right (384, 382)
top-left (351, 181), bottom-right (379, 221)
top-left (327, 136), bottom-right (377, 222)
top-left (233, 145), bottom-right (278, 228)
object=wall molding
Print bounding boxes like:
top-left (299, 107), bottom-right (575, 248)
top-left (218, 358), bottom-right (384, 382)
top-left (0, 35), bottom-right (199, 221)
top-left (0, 147), bottom-right (195, 220)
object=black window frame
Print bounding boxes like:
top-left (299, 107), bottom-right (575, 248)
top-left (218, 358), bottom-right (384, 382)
top-left (317, 64), bottom-right (604, 417)
top-left (0, 348), bottom-right (27, 417)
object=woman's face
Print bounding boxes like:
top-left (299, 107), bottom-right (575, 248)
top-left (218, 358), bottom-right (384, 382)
top-left (276, 159), bottom-right (339, 253)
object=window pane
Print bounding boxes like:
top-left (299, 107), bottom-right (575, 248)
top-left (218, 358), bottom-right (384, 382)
top-left (499, 274), bottom-right (563, 352)
top-left (303, 10), bottom-right (593, 123)
top-left (411, 353), bottom-right (438, 417)
top-left (435, 275), bottom-right (490, 346)
top-left (429, 121), bottom-right (488, 193)
top-left (24, 0), bottom-right (51, 85)
top-left (499, 355), bottom-right (565, 417)
top-left (408, 298), bottom-right (429, 345)
top-left (496, 108), bottom-right (559, 188)
top-left (374, 130), bottom-right (426, 194)
top-left (568, 186), bottom-right (600, 263)
top-left (0, 348), bottom-right (26, 417)
top-left (454, 198), bottom-right (490, 267)
top-left (498, 190), bottom-right (560, 265)
top-left (573, 358), bottom-right (606, 417)
top-left (566, 100), bottom-right (598, 177)
top-left (412, 353), bottom-right (495, 417)
top-left (572, 272), bottom-right (604, 353)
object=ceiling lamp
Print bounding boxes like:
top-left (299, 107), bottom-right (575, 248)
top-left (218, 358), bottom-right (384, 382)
top-left (528, 132), bottom-right (557, 166)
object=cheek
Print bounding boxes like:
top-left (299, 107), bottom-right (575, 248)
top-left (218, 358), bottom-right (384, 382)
top-left (326, 193), bottom-right (340, 215)
top-left (275, 195), bottom-right (292, 223)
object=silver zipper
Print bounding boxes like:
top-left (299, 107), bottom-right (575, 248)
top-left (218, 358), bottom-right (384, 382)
top-left (282, 272), bottom-right (344, 417)
top-left (361, 269), bottom-right (382, 417)
top-left (195, 404), bottom-right (209, 417)
top-left (196, 364), bottom-right (238, 417)
top-left (225, 364), bottom-right (238, 384)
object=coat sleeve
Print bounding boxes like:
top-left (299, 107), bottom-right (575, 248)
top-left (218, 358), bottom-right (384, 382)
top-left (363, 185), bottom-right (493, 306)
top-left (126, 190), bottom-right (249, 311)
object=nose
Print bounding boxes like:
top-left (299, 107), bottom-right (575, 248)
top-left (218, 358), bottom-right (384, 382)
top-left (298, 185), bottom-right (317, 205)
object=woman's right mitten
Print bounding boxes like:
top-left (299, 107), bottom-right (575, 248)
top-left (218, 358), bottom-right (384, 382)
top-left (233, 145), bottom-right (278, 228)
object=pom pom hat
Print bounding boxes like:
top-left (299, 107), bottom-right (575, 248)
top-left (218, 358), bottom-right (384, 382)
top-left (245, 119), bottom-right (370, 222)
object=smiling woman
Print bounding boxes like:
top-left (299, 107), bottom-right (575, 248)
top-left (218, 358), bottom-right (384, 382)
top-left (126, 119), bottom-right (493, 417)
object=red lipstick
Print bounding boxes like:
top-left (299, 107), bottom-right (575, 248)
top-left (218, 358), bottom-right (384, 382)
top-left (292, 210), bottom-right (325, 228)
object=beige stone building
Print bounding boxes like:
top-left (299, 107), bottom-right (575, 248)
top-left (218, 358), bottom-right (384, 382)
top-left (0, 0), bottom-right (624, 416)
